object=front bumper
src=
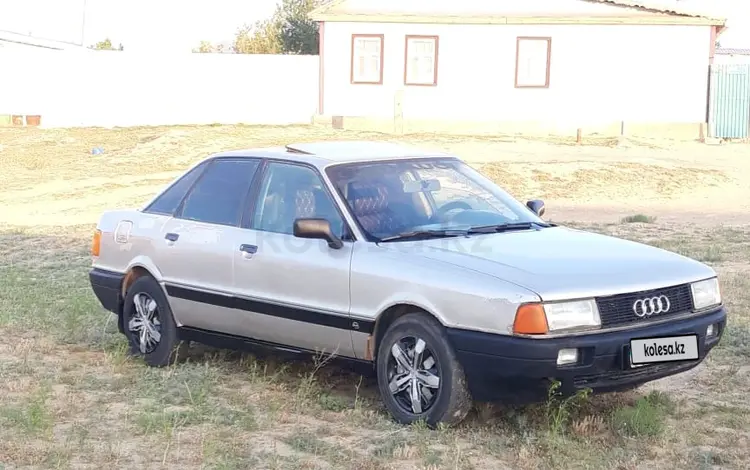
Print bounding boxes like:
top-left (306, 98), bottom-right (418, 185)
top-left (446, 306), bottom-right (726, 404)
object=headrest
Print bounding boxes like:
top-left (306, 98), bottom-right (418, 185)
top-left (348, 182), bottom-right (389, 216)
top-left (295, 189), bottom-right (316, 218)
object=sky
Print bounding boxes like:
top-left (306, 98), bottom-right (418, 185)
top-left (0, 0), bottom-right (748, 52)
top-left (0, 0), bottom-right (281, 51)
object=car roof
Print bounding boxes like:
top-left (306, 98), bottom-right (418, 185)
top-left (208, 140), bottom-right (457, 169)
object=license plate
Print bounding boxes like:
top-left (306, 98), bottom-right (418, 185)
top-left (629, 349), bottom-right (646, 368)
top-left (630, 334), bottom-right (699, 366)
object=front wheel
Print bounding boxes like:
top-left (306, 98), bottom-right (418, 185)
top-left (376, 312), bottom-right (473, 427)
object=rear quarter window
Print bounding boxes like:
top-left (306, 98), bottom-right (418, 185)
top-left (143, 161), bottom-right (208, 215)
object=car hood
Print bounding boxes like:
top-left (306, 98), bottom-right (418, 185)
top-left (380, 226), bottom-right (716, 301)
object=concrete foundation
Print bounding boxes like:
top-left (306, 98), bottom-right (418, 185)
top-left (312, 115), bottom-right (707, 141)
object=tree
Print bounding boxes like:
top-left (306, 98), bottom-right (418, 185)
top-left (233, 19), bottom-right (283, 54)
top-left (193, 41), bottom-right (229, 53)
top-left (193, 40), bottom-right (227, 53)
top-left (232, 0), bottom-right (322, 55)
top-left (90, 38), bottom-right (124, 51)
top-left (193, 40), bottom-right (215, 53)
top-left (279, 0), bottom-right (322, 54)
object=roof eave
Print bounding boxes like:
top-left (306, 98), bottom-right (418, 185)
top-left (309, 0), bottom-right (348, 19)
top-left (309, 13), bottom-right (724, 26)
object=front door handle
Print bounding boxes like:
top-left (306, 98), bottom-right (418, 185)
top-left (165, 233), bottom-right (179, 243)
top-left (240, 244), bottom-right (258, 254)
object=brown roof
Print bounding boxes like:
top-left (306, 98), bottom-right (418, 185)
top-left (599, 1), bottom-right (715, 18)
top-left (310, 0), bottom-right (725, 25)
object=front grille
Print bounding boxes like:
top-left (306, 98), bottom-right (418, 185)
top-left (595, 283), bottom-right (694, 328)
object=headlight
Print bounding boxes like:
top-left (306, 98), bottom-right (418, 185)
top-left (543, 299), bottom-right (601, 332)
top-left (513, 299), bottom-right (601, 335)
top-left (691, 277), bottom-right (721, 310)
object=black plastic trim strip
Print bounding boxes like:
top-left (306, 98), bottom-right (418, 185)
top-left (165, 284), bottom-right (375, 334)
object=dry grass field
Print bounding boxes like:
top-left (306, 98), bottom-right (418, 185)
top-left (0, 124), bottom-right (749, 470)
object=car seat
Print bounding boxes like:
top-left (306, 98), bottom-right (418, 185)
top-left (347, 182), bottom-right (406, 236)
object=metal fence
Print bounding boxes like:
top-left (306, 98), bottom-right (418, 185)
top-left (708, 64), bottom-right (750, 139)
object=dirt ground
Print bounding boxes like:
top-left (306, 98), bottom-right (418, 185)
top-left (0, 125), bottom-right (748, 470)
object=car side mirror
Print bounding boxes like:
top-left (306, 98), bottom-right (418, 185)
top-left (293, 218), bottom-right (344, 249)
top-left (526, 199), bottom-right (546, 217)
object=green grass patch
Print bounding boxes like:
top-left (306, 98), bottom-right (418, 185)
top-left (611, 391), bottom-right (674, 437)
top-left (0, 385), bottom-right (54, 437)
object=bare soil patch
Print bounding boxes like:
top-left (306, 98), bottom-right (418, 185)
top-left (2, 125), bottom-right (750, 227)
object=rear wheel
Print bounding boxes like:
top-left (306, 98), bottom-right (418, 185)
top-left (376, 312), bottom-right (473, 427)
top-left (122, 275), bottom-right (187, 367)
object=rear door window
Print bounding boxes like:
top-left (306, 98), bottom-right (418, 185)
top-left (177, 159), bottom-right (261, 227)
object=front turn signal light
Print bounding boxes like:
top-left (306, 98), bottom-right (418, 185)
top-left (513, 303), bottom-right (549, 335)
top-left (91, 229), bottom-right (102, 257)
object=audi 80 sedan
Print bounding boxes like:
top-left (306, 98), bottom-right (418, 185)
top-left (89, 141), bottom-right (726, 426)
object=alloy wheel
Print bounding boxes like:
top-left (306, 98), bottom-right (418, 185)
top-left (128, 292), bottom-right (162, 354)
top-left (387, 336), bottom-right (441, 415)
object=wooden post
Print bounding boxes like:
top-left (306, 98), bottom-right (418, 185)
top-left (617, 120), bottom-right (626, 145)
top-left (576, 128), bottom-right (582, 145)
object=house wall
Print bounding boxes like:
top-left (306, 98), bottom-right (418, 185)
top-left (0, 48), bottom-right (319, 128)
top-left (321, 21), bottom-right (714, 137)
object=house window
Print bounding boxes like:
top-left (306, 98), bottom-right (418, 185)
top-left (350, 34), bottom-right (384, 84)
top-left (404, 35), bottom-right (438, 86)
top-left (515, 37), bottom-right (551, 88)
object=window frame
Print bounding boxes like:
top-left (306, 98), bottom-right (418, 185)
top-left (142, 160), bottom-right (210, 216)
top-left (514, 36), bottom-right (552, 89)
top-left (404, 35), bottom-right (439, 86)
top-left (243, 159), bottom-right (357, 242)
top-left (350, 33), bottom-right (385, 85)
top-left (173, 156), bottom-right (263, 228)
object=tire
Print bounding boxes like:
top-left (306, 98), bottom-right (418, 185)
top-left (376, 312), bottom-right (473, 427)
top-left (122, 275), bottom-right (187, 367)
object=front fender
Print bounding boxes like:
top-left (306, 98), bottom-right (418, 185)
top-left (351, 243), bottom-right (541, 336)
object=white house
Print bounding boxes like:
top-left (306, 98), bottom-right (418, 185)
top-left (310, 0), bottom-right (727, 138)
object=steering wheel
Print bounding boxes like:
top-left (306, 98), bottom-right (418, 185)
top-left (434, 200), bottom-right (472, 220)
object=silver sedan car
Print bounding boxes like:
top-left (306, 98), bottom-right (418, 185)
top-left (88, 141), bottom-right (726, 426)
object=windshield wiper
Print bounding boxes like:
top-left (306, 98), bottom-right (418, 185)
top-left (467, 221), bottom-right (549, 234)
top-left (378, 229), bottom-right (468, 242)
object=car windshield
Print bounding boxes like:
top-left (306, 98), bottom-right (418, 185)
top-left (325, 157), bottom-right (547, 241)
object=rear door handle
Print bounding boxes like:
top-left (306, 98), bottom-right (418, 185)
top-left (240, 244), bottom-right (258, 254)
top-left (165, 233), bottom-right (179, 242)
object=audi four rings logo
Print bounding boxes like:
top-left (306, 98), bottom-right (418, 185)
top-left (632, 295), bottom-right (671, 317)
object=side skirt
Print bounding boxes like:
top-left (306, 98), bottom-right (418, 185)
top-left (177, 326), bottom-right (376, 376)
